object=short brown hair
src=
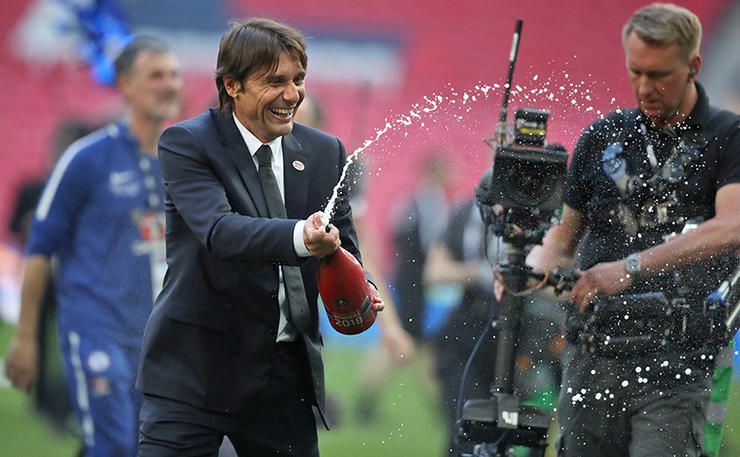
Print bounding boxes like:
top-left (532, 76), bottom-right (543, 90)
top-left (215, 18), bottom-right (307, 111)
top-left (623, 3), bottom-right (702, 61)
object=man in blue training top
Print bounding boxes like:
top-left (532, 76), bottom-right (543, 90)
top-left (5, 36), bottom-right (182, 457)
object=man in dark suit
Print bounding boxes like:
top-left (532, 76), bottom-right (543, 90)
top-left (136, 18), bottom-right (379, 457)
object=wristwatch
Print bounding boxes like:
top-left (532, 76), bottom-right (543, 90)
top-left (624, 253), bottom-right (641, 277)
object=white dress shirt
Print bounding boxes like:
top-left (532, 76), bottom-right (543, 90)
top-left (233, 113), bottom-right (311, 342)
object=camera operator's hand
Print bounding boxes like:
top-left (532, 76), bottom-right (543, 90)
top-left (526, 237), bottom-right (574, 274)
top-left (523, 234), bottom-right (574, 296)
top-left (571, 260), bottom-right (633, 313)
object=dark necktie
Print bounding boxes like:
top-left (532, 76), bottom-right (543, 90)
top-left (256, 145), bottom-right (311, 334)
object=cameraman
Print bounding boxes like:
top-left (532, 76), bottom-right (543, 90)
top-left (528, 4), bottom-right (740, 457)
top-left (424, 199), bottom-right (499, 456)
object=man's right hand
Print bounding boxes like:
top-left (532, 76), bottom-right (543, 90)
top-left (519, 210), bottom-right (584, 299)
top-left (304, 212), bottom-right (341, 257)
top-left (5, 335), bottom-right (39, 392)
top-left (7, 254), bottom-right (50, 392)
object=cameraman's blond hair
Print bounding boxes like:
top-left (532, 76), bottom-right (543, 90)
top-left (623, 3), bottom-right (702, 61)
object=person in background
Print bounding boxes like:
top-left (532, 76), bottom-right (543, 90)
top-left (350, 154), bottom-right (455, 421)
top-left (295, 96), bottom-right (416, 425)
top-left (5, 36), bottom-right (182, 457)
top-left (392, 156), bottom-right (453, 341)
top-left (423, 197), bottom-right (498, 456)
top-left (7, 119), bottom-right (96, 454)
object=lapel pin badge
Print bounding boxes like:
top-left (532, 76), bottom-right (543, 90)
top-left (292, 160), bottom-right (305, 171)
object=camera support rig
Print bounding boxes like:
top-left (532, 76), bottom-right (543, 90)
top-left (455, 19), bottom-right (570, 457)
top-left (457, 252), bottom-right (548, 456)
top-left (456, 226), bottom-right (568, 456)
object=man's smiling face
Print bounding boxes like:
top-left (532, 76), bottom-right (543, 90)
top-left (230, 51), bottom-right (306, 143)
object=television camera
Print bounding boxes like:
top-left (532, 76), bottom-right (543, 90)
top-left (453, 19), bottom-right (569, 457)
top-left (456, 19), bottom-right (740, 456)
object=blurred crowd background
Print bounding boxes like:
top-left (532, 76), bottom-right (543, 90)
top-left (0, 0), bottom-right (739, 456)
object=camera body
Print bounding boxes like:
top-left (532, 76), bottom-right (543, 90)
top-left (477, 108), bottom-right (568, 246)
top-left (488, 143), bottom-right (568, 213)
top-left (487, 108), bottom-right (567, 213)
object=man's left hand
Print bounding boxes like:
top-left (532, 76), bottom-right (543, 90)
top-left (571, 260), bottom-right (633, 313)
top-left (370, 287), bottom-right (385, 313)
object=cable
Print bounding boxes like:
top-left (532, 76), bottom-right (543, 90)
top-left (454, 309), bottom-right (496, 423)
top-left (509, 271), bottom-right (549, 297)
top-left (454, 227), bottom-right (501, 424)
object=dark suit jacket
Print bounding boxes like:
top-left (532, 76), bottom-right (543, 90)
top-left (136, 108), bottom-right (362, 422)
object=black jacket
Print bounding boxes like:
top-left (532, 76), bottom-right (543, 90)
top-left (136, 108), bottom-right (362, 419)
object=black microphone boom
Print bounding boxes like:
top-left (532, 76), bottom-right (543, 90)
top-left (495, 19), bottom-right (523, 147)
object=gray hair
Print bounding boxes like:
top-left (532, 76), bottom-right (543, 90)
top-left (114, 35), bottom-right (173, 80)
top-left (622, 3), bottom-right (702, 61)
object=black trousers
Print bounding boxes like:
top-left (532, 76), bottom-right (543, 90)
top-left (138, 342), bottom-right (318, 457)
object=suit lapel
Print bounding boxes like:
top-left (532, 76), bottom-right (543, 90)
top-left (211, 109), bottom-right (269, 218)
top-left (282, 133), bottom-right (309, 218)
